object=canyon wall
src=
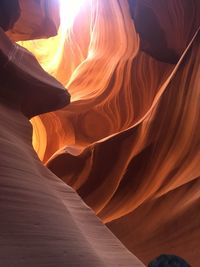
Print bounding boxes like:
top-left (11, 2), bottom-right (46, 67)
top-left (3, 0), bottom-right (200, 266)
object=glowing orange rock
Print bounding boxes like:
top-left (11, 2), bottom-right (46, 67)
top-left (0, 26), bottom-right (144, 267)
top-left (4, 0), bottom-right (200, 266)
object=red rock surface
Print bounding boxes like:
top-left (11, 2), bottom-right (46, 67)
top-left (7, 0), bottom-right (60, 41)
top-left (0, 27), bottom-right (144, 266)
top-left (1, 0), bottom-right (200, 266)
top-left (47, 29), bottom-right (200, 267)
top-left (0, 101), bottom-right (144, 267)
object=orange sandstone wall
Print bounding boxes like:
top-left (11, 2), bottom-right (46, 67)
top-left (12, 0), bottom-right (200, 265)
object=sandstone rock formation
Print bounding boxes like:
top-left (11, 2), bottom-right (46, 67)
top-left (7, 0), bottom-right (60, 41)
top-left (0, 102), bottom-right (144, 267)
top-left (1, 0), bottom-right (200, 266)
top-left (0, 23), bottom-right (144, 266)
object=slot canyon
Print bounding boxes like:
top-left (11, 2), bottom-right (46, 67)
top-left (0, 0), bottom-right (199, 266)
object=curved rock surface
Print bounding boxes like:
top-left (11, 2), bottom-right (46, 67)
top-left (0, 27), bottom-right (70, 118)
top-left (0, 101), bottom-right (144, 267)
top-left (47, 30), bottom-right (200, 267)
top-left (0, 26), bottom-right (144, 267)
top-left (7, 0), bottom-right (60, 41)
top-left (1, 0), bottom-right (200, 266)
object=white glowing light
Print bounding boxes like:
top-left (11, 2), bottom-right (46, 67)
top-left (59, 0), bottom-right (86, 29)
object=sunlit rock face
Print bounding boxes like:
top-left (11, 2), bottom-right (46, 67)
top-left (0, 3), bottom-right (144, 266)
top-left (3, 0), bottom-right (200, 266)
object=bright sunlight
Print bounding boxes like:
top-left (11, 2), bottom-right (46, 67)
top-left (59, 0), bottom-right (87, 29)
